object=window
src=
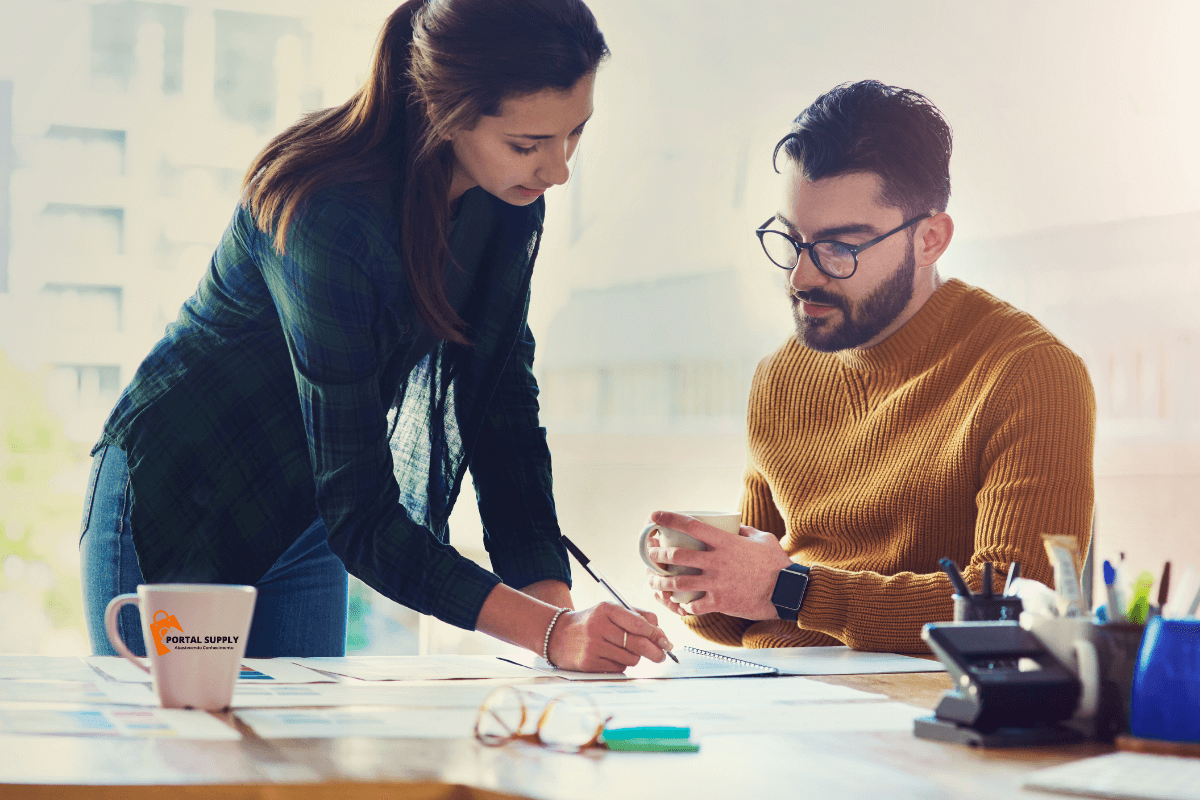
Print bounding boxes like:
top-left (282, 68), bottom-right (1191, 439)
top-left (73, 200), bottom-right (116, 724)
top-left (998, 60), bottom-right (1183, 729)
top-left (39, 205), bottom-right (124, 257)
top-left (90, 1), bottom-right (185, 94)
top-left (213, 11), bottom-right (308, 130)
top-left (40, 127), bottom-right (126, 177)
top-left (39, 285), bottom-right (122, 333)
top-left (46, 365), bottom-right (121, 420)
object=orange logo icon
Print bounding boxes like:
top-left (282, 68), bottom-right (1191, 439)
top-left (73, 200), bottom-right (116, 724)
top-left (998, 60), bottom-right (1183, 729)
top-left (149, 610), bottom-right (183, 656)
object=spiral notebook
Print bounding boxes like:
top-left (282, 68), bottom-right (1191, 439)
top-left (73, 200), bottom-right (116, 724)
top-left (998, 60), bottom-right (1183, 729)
top-left (499, 647), bottom-right (780, 680)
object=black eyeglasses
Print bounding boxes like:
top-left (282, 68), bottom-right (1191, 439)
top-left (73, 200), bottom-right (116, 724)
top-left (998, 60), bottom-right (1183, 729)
top-left (755, 213), bottom-right (933, 279)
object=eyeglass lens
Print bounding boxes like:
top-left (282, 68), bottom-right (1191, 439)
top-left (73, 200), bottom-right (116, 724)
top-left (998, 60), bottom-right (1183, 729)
top-left (475, 687), bottom-right (529, 745)
top-left (760, 231), bottom-right (856, 277)
top-left (537, 694), bottom-right (607, 751)
top-left (475, 687), bottom-right (607, 751)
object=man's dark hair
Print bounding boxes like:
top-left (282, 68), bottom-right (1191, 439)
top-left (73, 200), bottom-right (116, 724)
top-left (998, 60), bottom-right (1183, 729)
top-left (773, 80), bottom-right (952, 217)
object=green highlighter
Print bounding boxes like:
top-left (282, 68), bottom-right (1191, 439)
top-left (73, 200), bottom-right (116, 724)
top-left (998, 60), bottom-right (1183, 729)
top-left (1127, 570), bottom-right (1155, 625)
top-left (600, 726), bottom-right (699, 753)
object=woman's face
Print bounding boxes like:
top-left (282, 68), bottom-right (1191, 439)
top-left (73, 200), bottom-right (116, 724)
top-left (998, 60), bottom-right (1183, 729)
top-left (448, 72), bottom-right (596, 206)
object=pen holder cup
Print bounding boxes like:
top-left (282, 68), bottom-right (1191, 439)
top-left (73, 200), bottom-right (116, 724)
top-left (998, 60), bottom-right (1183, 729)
top-left (1090, 622), bottom-right (1147, 741)
top-left (1128, 617), bottom-right (1200, 744)
top-left (953, 594), bottom-right (1023, 622)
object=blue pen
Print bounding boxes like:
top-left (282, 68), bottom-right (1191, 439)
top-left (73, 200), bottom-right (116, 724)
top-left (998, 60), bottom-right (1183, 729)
top-left (1103, 560), bottom-right (1125, 623)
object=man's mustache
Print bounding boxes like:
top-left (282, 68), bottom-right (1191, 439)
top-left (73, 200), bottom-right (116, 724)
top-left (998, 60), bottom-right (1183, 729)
top-left (789, 288), bottom-right (846, 311)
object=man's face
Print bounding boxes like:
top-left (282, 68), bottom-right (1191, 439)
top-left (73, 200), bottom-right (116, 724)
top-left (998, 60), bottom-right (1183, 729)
top-left (774, 168), bottom-right (918, 352)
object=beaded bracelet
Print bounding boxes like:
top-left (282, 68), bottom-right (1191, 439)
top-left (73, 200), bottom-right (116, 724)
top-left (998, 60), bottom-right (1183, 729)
top-left (542, 607), bottom-right (568, 668)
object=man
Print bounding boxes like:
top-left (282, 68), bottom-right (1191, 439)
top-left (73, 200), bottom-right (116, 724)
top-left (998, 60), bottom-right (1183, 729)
top-left (646, 81), bottom-right (1095, 653)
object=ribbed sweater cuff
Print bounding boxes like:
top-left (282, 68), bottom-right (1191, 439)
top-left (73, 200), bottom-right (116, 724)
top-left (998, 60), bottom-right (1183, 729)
top-left (796, 563), bottom-right (852, 638)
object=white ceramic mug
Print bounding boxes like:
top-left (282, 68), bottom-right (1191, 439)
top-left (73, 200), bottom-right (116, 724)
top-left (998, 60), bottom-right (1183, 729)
top-left (639, 511), bottom-right (740, 604)
top-left (105, 583), bottom-right (257, 711)
top-left (1020, 615), bottom-right (1101, 720)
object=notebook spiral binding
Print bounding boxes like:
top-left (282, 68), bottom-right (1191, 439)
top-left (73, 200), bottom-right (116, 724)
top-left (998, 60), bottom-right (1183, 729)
top-left (684, 647), bottom-right (777, 673)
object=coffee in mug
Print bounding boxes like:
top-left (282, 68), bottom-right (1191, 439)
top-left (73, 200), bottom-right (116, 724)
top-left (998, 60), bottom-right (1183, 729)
top-left (639, 511), bottom-right (740, 604)
top-left (105, 583), bottom-right (256, 711)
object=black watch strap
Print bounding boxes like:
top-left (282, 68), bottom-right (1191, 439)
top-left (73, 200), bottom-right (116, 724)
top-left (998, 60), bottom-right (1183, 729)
top-left (771, 563), bottom-right (811, 621)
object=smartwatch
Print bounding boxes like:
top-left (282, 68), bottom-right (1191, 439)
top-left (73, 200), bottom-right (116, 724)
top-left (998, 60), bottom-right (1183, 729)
top-left (771, 563), bottom-right (811, 621)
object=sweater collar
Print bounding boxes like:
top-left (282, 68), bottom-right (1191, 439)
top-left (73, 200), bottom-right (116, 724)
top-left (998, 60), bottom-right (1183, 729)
top-left (832, 278), bottom-right (968, 371)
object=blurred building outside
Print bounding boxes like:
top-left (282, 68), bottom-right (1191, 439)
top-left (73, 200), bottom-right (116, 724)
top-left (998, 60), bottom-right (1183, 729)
top-left (1, 0), bottom-right (1198, 657)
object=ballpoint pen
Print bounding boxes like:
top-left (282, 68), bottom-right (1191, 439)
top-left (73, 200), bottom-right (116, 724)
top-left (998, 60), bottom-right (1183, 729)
top-left (1187, 577), bottom-right (1200, 618)
top-left (1103, 560), bottom-right (1125, 623)
top-left (1003, 562), bottom-right (1020, 596)
top-left (1157, 561), bottom-right (1171, 613)
top-left (560, 534), bottom-right (680, 663)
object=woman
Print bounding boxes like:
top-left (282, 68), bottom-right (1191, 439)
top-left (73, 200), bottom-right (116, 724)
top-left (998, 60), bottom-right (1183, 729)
top-left (78, 0), bottom-right (672, 672)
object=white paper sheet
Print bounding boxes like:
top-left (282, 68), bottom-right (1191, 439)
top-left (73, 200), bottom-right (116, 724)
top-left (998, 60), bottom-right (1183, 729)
top-left (1023, 752), bottom-right (1200, 800)
top-left (0, 701), bottom-right (240, 739)
top-left (292, 655), bottom-right (536, 681)
top-left (708, 647), bottom-right (945, 675)
top-left (235, 705), bottom-right (477, 739)
top-left (520, 675), bottom-right (885, 705)
top-left (0, 680), bottom-right (131, 705)
top-left (501, 646), bottom-right (778, 681)
top-left (82, 677), bottom-right (506, 710)
top-left (606, 700), bottom-right (926, 735)
top-left (0, 655), bottom-right (104, 682)
top-left (235, 697), bottom-right (921, 740)
top-left (86, 656), bottom-right (334, 684)
top-left (503, 646), bottom-right (943, 680)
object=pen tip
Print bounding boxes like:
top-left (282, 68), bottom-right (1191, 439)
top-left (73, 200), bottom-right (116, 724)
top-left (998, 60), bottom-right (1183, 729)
top-left (667, 650), bottom-right (680, 663)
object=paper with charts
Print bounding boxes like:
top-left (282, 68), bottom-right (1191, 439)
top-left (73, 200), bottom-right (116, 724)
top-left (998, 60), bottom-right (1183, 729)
top-left (0, 701), bottom-right (239, 739)
top-left (85, 656), bottom-right (331, 684)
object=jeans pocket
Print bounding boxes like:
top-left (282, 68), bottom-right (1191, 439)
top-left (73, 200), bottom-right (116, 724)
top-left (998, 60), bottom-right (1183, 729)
top-left (79, 445), bottom-right (108, 544)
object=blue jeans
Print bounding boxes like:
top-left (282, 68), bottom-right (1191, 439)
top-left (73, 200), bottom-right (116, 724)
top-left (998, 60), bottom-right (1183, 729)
top-left (79, 444), bottom-right (349, 657)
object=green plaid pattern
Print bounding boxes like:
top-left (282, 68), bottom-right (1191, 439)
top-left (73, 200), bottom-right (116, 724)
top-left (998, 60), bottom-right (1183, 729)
top-left (95, 185), bottom-right (570, 631)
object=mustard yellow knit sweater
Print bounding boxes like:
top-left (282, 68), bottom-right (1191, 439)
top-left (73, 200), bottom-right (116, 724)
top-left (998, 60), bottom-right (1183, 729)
top-left (684, 279), bottom-right (1096, 653)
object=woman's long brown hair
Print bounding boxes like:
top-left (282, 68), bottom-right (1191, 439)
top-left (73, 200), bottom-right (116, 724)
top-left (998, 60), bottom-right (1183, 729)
top-left (242, 0), bottom-right (609, 345)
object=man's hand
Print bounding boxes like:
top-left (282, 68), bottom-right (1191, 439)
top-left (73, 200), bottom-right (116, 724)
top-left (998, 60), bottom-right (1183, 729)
top-left (645, 510), bottom-right (793, 619)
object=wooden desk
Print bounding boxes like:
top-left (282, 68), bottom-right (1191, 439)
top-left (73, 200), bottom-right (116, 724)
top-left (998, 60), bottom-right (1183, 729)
top-left (1, 668), bottom-right (1113, 800)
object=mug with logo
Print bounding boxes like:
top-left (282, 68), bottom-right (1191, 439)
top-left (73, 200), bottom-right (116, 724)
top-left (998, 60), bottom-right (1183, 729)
top-left (104, 583), bottom-right (256, 711)
top-left (639, 511), bottom-right (740, 604)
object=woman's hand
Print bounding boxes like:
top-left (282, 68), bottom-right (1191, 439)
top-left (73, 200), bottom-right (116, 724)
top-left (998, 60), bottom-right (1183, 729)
top-left (546, 602), bottom-right (673, 673)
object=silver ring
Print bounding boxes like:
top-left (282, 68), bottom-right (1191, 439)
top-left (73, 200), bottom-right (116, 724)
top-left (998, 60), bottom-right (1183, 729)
top-left (623, 631), bottom-right (628, 649)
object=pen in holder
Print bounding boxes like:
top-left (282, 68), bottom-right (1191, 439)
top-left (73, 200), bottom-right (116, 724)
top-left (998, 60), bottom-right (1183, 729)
top-left (941, 558), bottom-right (1022, 622)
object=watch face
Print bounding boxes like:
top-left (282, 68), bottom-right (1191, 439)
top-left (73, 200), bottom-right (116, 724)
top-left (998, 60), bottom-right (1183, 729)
top-left (772, 569), bottom-right (808, 611)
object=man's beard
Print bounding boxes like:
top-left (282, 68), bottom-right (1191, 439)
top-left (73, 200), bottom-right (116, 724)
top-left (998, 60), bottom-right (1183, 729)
top-left (791, 246), bottom-right (916, 353)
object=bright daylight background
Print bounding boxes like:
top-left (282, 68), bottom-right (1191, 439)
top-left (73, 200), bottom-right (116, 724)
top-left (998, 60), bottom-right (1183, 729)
top-left (0, 0), bottom-right (1198, 656)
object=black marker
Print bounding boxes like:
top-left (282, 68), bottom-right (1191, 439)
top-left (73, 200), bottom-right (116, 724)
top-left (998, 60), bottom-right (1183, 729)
top-left (939, 558), bottom-right (973, 599)
top-left (982, 561), bottom-right (994, 599)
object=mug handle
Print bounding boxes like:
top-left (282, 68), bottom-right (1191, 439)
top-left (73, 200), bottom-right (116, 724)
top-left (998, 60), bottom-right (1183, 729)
top-left (104, 593), bottom-right (151, 675)
top-left (1073, 639), bottom-right (1100, 719)
top-left (638, 524), bottom-right (672, 576)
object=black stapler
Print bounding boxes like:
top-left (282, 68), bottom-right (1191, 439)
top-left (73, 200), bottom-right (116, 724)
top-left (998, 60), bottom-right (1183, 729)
top-left (913, 621), bottom-right (1086, 747)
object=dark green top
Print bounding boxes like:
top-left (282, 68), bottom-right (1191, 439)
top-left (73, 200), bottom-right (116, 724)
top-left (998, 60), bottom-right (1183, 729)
top-left (95, 185), bottom-right (570, 631)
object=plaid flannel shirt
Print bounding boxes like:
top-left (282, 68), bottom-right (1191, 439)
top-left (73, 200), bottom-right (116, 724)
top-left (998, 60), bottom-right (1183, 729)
top-left (95, 184), bottom-right (570, 630)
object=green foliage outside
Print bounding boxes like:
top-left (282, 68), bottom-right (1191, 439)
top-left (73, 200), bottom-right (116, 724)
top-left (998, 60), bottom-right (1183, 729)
top-left (0, 351), bottom-right (92, 654)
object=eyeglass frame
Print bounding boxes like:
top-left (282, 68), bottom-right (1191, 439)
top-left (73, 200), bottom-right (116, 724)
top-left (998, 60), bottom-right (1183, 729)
top-left (473, 685), bottom-right (613, 753)
top-left (755, 212), bottom-right (934, 280)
